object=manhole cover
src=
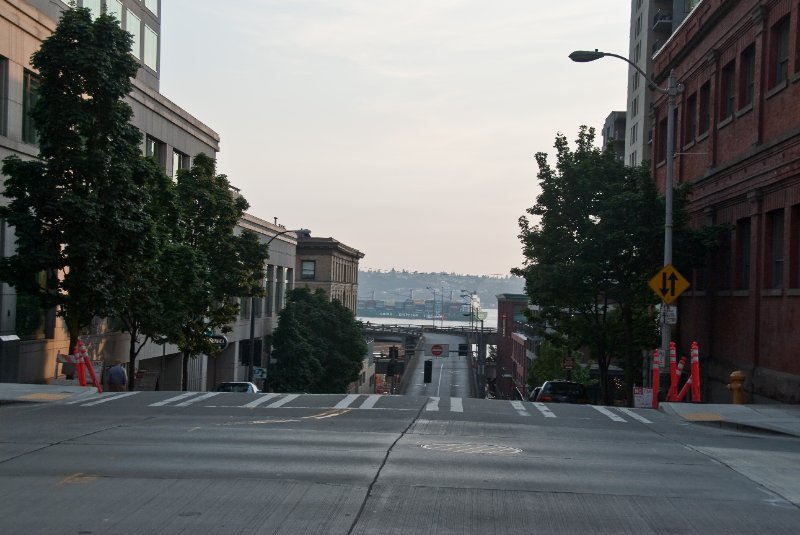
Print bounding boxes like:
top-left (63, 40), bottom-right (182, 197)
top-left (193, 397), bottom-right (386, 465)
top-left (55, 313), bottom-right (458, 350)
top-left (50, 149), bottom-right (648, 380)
top-left (420, 443), bottom-right (521, 455)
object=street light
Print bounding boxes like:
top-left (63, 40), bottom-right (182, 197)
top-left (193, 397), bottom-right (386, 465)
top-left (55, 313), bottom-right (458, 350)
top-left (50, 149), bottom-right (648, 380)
top-left (569, 49), bottom-right (681, 395)
top-left (247, 228), bottom-right (310, 389)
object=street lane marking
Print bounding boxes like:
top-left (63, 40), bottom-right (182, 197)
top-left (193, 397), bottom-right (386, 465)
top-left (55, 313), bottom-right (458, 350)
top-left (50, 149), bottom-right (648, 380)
top-left (305, 409), bottom-right (350, 420)
top-left (358, 394), bottom-right (382, 409)
top-left (334, 394), bottom-right (360, 409)
top-left (592, 405), bottom-right (626, 422)
top-left (57, 472), bottom-right (97, 486)
top-left (510, 401), bottom-right (529, 416)
top-left (532, 402), bottom-right (556, 418)
top-left (618, 407), bottom-right (653, 424)
top-left (450, 397), bottom-right (463, 412)
top-left (81, 392), bottom-right (140, 406)
top-left (426, 396), bottom-right (440, 411)
top-left (177, 392), bottom-right (220, 406)
top-left (150, 392), bottom-right (197, 406)
top-left (266, 394), bottom-right (299, 408)
top-left (241, 393), bottom-right (281, 408)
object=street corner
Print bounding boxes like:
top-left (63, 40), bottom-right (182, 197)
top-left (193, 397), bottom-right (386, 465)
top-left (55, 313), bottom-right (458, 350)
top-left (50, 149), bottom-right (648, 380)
top-left (0, 383), bottom-right (99, 404)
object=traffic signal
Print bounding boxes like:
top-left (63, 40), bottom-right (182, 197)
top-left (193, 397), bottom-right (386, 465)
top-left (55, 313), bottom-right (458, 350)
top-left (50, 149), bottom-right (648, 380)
top-left (424, 359), bottom-right (432, 383)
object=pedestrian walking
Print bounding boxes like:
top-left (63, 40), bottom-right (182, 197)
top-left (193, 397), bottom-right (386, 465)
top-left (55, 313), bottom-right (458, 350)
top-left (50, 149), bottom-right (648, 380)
top-left (107, 360), bottom-right (128, 392)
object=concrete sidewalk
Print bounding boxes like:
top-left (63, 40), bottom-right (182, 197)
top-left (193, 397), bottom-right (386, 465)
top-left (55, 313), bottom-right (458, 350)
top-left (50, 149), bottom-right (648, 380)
top-left (0, 382), bottom-right (99, 404)
top-left (660, 402), bottom-right (800, 437)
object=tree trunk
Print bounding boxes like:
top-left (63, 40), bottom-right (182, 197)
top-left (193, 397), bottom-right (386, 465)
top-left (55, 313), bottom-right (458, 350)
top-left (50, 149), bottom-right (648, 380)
top-left (622, 305), bottom-right (635, 408)
top-left (128, 330), bottom-right (138, 391)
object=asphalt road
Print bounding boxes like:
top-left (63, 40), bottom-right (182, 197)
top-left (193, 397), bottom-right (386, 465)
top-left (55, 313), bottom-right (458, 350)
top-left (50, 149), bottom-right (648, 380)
top-left (402, 333), bottom-right (473, 398)
top-left (2, 392), bottom-right (799, 534)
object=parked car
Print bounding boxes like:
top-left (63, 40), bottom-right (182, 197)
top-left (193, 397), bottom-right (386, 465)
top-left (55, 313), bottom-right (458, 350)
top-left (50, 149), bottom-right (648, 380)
top-left (528, 386), bottom-right (542, 402)
top-left (213, 382), bottom-right (261, 393)
top-left (533, 380), bottom-right (589, 404)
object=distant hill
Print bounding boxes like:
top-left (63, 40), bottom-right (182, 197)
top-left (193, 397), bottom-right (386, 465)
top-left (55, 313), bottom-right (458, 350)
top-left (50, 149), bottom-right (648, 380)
top-left (357, 269), bottom-right (525, 309)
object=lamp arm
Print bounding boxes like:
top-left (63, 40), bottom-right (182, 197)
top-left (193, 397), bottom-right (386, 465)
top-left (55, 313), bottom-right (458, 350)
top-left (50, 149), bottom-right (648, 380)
top-left (599, 52), bottom-right (670, 95)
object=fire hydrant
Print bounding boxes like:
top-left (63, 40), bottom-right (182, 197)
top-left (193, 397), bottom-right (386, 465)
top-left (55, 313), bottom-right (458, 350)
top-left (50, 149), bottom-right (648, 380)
top-left (727, 370), bottom-right (746, 404)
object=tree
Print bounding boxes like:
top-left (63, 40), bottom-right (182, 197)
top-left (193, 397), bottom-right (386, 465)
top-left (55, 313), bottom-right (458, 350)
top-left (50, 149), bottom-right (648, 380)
top-left (513, 127), bottom-right (664, 405)
top-left (270, 288), bottom-right (367, 393)
top-left (172, 153), bottom-right (268, 389)
top-left (0, 8), bottom-right (156, 354)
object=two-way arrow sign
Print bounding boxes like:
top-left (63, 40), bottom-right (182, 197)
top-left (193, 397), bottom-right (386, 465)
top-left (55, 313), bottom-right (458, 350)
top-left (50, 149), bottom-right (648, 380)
top-left (648, 265), bottom-right (690, 304)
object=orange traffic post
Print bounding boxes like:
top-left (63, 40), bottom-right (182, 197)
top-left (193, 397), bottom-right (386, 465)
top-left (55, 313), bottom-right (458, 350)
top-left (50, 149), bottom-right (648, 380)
top-left (83, 355), bottom-right (103, 394)
top-left (651, 349), bottom-right (660, 409)
top-left (668, 341), bottom-right (678, 401)
top-left (690, 342), bottom-right (701, 402)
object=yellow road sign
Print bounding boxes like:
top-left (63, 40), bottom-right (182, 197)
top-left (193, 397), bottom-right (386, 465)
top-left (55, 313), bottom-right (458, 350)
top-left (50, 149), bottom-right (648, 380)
top-left (648, 264), bottom-right (690, 304)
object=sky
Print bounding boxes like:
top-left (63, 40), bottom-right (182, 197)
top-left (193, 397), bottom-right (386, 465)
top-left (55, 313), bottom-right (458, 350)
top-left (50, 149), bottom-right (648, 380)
top-left (159, 1), bottom-right (630, 277)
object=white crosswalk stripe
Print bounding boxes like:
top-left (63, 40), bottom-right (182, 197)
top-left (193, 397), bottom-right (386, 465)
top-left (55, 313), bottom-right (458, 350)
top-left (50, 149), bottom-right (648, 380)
top-left (175, 392), bottom-right (220, 407)
top-left (450, 397), bottom-right (463, 412)
top-left (591, 405), bottom-right (627, 422)
top-left (149, 392), bottom-right (197, 407)
top-left (334, 394), bottom-right (361, 409)
top-left (80, 392), bottom-right (140, 406)
top-left (241, 393), bottom-right (281, 408)
top-left (510, 401), bottom-right (529, 416)
top-left (532, 402), bottom-right (556, 418)
top-left (617, 407), bottom-right (653, 424)
top-left (358, 394), bottom-right (382, 409)
top-left (265, 394), bottom-right (299, 408)
top-left (426, 396), bottom-right (440, 411)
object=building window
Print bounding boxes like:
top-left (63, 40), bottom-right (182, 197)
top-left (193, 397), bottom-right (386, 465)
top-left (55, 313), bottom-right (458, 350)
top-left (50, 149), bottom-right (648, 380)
top-left (718, 229), bottom-right (732, 290)
top-left (739, 44), bottom-right (755, 108)
top-left (144, 25), bottom-right (158, 71)
top-left (630, 122), bottom-right (638, 144)
top-left (684, 92), bottom-right (697, 144)
top-left (736, 218), bottom-right (751, 290)
top-left (0, 56), bottom-right (7, 137)
top-left (719, 60), bottom-right (735, 120)
top-left (698, 81), bottom-right (710, 134)
top-left (22, 71), bottom-right (40, 145)
top-left (632, 96), bottom-right (639, 117)
top-left (768, 209), bottom-right (784, 288)
top-left (771, 16), bottom-right (790, 89)
top-left (82, 0), bottom-right (101, 18)
top-left (656, 116), bottom-right (667, 164)
top-left (146, 135), bottom-right (166, 168)
top-left (265, 265), bottom-right (274, 316)
top-left (107, 0), bottom-right (123, 25)
top-left (127, 10), bottom-right (141, 59)
top-left (301, 260), bottom-right (316, 280)
top-left (792, 205), bottom-right (800, 288)
top-left (632, 71), bottom-right (640, 91)
top-left (240, 297), bottom-right (251, 319)
top-left (172, 149), bottom-right (189, 178)
top-left (145, 0), bottom-right (159, 15)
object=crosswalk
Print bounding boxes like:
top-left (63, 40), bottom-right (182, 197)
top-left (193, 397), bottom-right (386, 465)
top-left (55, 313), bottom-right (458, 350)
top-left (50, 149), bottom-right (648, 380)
top-left (63, 391), bottom-right (655, 424)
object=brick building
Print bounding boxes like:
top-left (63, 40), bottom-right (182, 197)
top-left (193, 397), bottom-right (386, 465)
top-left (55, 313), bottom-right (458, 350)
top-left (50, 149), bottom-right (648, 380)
top-left (652, 0), bottom-right (800, 402)
top-left (494, 294), bottom-right (534, 400)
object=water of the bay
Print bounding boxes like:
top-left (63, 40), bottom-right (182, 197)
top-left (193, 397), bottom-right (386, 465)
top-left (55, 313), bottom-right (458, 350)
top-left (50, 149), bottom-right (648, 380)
top-left (357, 307), bottom-right (498, 329)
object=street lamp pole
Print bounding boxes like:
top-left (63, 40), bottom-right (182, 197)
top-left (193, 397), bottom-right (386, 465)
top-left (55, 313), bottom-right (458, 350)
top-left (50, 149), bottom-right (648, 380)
top-left (569, 49), bottom-right (681, 395)
top-left (248, 228), bottom-right (310, 388)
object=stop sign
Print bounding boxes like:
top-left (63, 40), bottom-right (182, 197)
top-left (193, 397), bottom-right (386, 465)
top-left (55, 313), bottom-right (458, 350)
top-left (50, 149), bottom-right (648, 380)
top-left (431, 344), bottom-right (443, 357)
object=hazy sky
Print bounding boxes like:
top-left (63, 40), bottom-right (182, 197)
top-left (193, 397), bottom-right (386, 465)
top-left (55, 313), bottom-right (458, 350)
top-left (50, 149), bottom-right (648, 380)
top-left (159, 1), bottom-right (630, 276)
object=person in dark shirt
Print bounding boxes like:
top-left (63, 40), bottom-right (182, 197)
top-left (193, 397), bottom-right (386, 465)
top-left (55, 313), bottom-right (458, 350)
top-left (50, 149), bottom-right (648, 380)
top-left (107, 361), bottom-right (128, 392)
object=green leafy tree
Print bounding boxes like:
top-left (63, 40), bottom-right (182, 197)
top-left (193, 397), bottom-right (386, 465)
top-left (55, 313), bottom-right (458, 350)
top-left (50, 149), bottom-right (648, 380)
top-left (513, 127), bottom-right (664, 405)
top-left (0, 8), bottom-right (156, 353)
top-left (270, 288), bottom-right (367, 393)
top-left (526, 340), bottom-right (592, 390)
top-left (172, 153), bottom-right (268, 389)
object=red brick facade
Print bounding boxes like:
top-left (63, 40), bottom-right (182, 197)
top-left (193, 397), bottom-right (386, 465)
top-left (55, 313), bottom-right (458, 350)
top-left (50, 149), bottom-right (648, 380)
top-left (652, 0), bottom-right (800, 402)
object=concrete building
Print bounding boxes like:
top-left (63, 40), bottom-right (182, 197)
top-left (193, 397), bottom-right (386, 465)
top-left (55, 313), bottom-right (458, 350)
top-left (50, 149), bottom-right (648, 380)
top-left (295, 233), bottom-right (364, 314)
top-left (0, 0), bottom-right (222, 387)
top-left (651, 0), bottom-right (800, 403)
top-left (602, 110), bottom-right (627, 162)
top-left (625, 1), bottom-right (700, 167)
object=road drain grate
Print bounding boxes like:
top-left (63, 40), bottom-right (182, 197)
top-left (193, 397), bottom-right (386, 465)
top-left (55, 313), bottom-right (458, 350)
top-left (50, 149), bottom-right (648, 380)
top-left (420, 443), bottom-right (521, 455)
